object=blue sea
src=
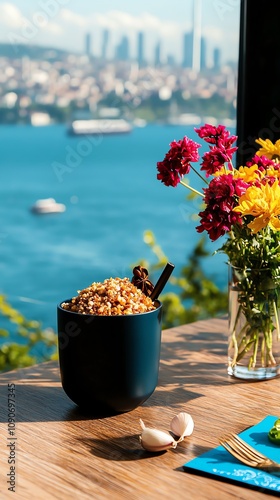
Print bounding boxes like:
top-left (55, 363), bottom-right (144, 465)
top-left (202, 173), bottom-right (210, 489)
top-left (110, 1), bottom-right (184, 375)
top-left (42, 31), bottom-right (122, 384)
top-left (0, 123), bottom-right (229, 336)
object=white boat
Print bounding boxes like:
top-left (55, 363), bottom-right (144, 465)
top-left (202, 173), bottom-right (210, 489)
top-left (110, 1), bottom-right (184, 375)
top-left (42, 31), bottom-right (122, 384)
top-left (31, 198), bottom-right (66, 214)
top-left (68, 118), bottom-right (132, 136)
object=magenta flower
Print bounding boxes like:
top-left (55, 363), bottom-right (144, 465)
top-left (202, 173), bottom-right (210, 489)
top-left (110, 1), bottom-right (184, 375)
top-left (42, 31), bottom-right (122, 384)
top-left (196, 175), bottom-right (247, 241)
top-left (246, 154), bottom-right (275, 169)
top-left (195, 124), bottom-right (237, 149)
top-left (195, 124), bottom-right (237, 177)
top-left (218, 136), bottom-right (238, 157)
top-left (195, 124), bottom-right (225, 144)
top-left (157, 137), bottom-right (201, 187)
top-left (200, 147), bottom-right (230, 177)
top-left (156, 158), bottom-right (182, 187)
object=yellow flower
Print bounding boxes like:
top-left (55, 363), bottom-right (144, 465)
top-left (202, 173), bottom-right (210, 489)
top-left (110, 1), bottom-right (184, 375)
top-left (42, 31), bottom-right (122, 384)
top-left (255, 138), bottom-right (280, 159)
top-left (265, 166), bottom-right (280, 179)
top-left (213, 166), bottom-right (229, 176)
top-left (233, 181), bottom-right (280, 233)
top-left (234, 164), bottom-right (260, 182)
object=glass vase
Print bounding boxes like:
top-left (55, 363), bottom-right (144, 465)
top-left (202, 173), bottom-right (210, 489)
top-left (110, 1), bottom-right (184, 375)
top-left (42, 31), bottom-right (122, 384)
top-left (228, 264), bottom-right (280, 380)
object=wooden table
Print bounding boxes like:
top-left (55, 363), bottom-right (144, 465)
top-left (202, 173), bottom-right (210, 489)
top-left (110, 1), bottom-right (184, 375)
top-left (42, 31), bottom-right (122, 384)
top-left (0, 317), bottom-right (279, 500)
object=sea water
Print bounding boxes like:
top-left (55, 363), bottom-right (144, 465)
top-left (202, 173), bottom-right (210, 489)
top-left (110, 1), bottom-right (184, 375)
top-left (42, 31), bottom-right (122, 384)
top-left (0, 123), bottom-right (228, 335)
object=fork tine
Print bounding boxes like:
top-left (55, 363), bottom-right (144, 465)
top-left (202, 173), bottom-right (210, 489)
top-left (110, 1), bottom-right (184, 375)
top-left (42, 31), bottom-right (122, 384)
top-left (225, 434), bottom-right (263, 460)
top-left (222, 435), bottom-right (262, 466)
top-left (219, 437), bottom-right (255, 467)
top-left (219, 433), bottom-right (280, 472)
top-left (232, 434), bottom-right (268, 461)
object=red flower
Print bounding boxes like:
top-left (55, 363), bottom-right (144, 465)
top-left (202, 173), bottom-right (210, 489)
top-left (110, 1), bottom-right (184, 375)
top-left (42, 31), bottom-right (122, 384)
top-left (157, 137), bottom-right (201, 187)
top-left (196, 175), bottom-right (247, 241)
top-left (195, 124), bottom-right (237, 178)
top-left (200, 147), bottom-right (229, 177)
top-left (246, 154), bottom-right (275, 169)
top-left (260, 175), bottom-right (279, 187)
top-left (195, 124), bottom-right (237, 150)
top-left (219, 136), bottom-right (238, 157)
top-left (167, 137), bottom-right (201, 163)
top-left (156, 158), bottom-right (182, 187)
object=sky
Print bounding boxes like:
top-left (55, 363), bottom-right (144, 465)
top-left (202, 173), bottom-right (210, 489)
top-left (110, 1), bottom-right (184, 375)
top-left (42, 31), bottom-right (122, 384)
top-left (0, 0), bottom-right (241, 65)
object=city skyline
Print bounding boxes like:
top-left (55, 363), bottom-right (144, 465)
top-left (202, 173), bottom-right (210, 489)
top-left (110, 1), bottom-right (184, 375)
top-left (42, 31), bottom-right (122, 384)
top-left (0, 1), bottom-right (240, 66)
top-left (82, 29), bottom-right (222, 73)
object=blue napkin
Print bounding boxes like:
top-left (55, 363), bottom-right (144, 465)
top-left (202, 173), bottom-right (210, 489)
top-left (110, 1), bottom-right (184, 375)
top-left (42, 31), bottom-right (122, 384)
top-left (183, 415), bottom-right (280, 494)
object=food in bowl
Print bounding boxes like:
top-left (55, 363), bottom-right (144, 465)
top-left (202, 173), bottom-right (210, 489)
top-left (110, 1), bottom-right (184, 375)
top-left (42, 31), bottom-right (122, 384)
top-left (61, 277), bottom-right (156, 316)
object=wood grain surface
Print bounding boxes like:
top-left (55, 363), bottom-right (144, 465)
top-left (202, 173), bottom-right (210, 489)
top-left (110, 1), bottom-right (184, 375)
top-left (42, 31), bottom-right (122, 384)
top-left (0, 317), bottom-right (279, 500)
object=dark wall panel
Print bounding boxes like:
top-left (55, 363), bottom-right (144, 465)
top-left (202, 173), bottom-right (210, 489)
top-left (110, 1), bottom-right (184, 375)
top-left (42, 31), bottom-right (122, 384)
top-left (237, 0), bottom-right (280, 163)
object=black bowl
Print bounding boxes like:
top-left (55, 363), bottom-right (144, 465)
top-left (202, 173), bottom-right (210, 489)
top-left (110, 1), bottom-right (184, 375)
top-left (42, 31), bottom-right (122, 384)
top-left (57, 300), bottom-right (162, 414)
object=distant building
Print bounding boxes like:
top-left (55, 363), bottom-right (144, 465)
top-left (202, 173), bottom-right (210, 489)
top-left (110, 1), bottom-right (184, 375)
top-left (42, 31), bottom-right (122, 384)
top-left (115, 35), bottom-right (130, 61)
top-left (137, 32), bottom-right (145, 66)
top-left (101, 29), bottom-right (109, 60)
top-left (213, 47), bottom-right (221, 71)
top-left (182, 0), bottom-right (203, 72)
top-left (154, 41), bottom-right (161, 66)
top-left (85, 33), bottom-right (92, 57)
top-left (182, 32), bottom-right (193, 68)
top-left (167, 54), bottom-right (176, 67)
top-left (200, 37), bottom-right (207, 70)
top-left (192, 0), bottom-right (202, 72)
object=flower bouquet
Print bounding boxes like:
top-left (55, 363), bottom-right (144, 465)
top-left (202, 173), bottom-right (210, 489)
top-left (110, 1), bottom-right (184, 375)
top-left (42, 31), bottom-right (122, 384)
top-left (157, 124), bottom-right (280, 379)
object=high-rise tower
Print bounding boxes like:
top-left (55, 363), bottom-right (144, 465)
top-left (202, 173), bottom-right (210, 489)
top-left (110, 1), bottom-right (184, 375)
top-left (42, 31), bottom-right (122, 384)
top-left (101, 29), bottom-right (109, 60)
top-left (137, 32), bottom-right (145, 66)
top-left (182, 32), bottom-right (193, 68)
top-left (115, 35), bottom-right (130, 61)
top-left (192, 0), bottom-right (202, 72)
top-left (200, 37), bottom-right (206, 70)
top-left (154, 40), bottom-right (161, 67)
top-left (213, 47), bottom-right (221, 71)
top-left (85, 33), bottom-right (92, 57)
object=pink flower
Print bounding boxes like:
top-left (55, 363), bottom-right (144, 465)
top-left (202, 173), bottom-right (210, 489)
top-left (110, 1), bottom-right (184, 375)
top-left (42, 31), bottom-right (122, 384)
top-left (167, 137), bottom-right (201, 163)
top-left (156, 158), bottom-right (182, 187)
top-left (246, 154), bottom-right (275, 169)
top-left (200, 147), bottom-right (230, 177)
top-left (156, 137), bottom-right (201, 187)
top-left (195, 124), bottom-right (237, 178)
top-left (260, 175), bottom-right (279, 187)
top-left (195, 124), bottom-right (237, 150)
top-left (196, 175), bottom-right (247, 241)
top-left (219, 136), bottom-right (238, 157)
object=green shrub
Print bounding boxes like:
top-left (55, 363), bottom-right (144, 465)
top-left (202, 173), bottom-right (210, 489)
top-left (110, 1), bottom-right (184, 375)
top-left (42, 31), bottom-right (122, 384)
top-left (0, 295), bottom-right (57, 372)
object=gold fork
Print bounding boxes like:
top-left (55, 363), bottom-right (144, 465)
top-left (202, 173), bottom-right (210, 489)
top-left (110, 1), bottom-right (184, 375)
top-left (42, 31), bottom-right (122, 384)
top-left (219, 432), bottom-right (280, 473)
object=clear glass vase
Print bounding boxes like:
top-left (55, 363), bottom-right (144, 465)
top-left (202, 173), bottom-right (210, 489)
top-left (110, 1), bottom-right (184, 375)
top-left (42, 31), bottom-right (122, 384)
top-left (228, 264), bottom-right (280, 380)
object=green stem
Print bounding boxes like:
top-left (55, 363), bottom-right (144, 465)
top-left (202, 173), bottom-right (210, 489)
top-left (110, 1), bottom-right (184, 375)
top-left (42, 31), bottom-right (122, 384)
top-left (251, 334), bottom-right (259, 368)
top-left (235, 321), bottom-right (249, 345)
top-left (273, 300), bottom-right (280, 341)
top-left (229, 304), bottom-right (242, 366)
top-left (230, 331), bottom-right (239, 367)
top-left (189, 165), bottom-right (209, 186)
top-left (179, 180), bottom-right (204, 197)
top-left (261, 334), bottom-right (265, 367)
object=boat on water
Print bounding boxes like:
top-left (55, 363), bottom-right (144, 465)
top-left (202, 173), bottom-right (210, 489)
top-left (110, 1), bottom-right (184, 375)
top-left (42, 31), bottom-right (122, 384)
top-left (68, 118), bottom-right (132, 136)
top-left (31, 198), bottom-right (66, 214)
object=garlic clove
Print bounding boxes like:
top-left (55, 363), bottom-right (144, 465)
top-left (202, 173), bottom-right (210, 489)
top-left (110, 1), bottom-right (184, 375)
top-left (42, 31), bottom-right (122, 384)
top-left (170, 412), bottom-right (194, 441)
top-left (139, 419), bottom-right (177, 452)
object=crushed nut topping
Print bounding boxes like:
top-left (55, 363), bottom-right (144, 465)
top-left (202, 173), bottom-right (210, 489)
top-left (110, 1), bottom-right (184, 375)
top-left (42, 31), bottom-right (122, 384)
top-left (131, 266), bottom-right (154, 296)
top-left (61, 277), bottom-right (156, 316)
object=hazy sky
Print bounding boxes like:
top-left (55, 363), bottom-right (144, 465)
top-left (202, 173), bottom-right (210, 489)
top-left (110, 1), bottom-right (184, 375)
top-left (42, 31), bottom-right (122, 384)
top-left (0, 0), bottom-right (241, 65)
